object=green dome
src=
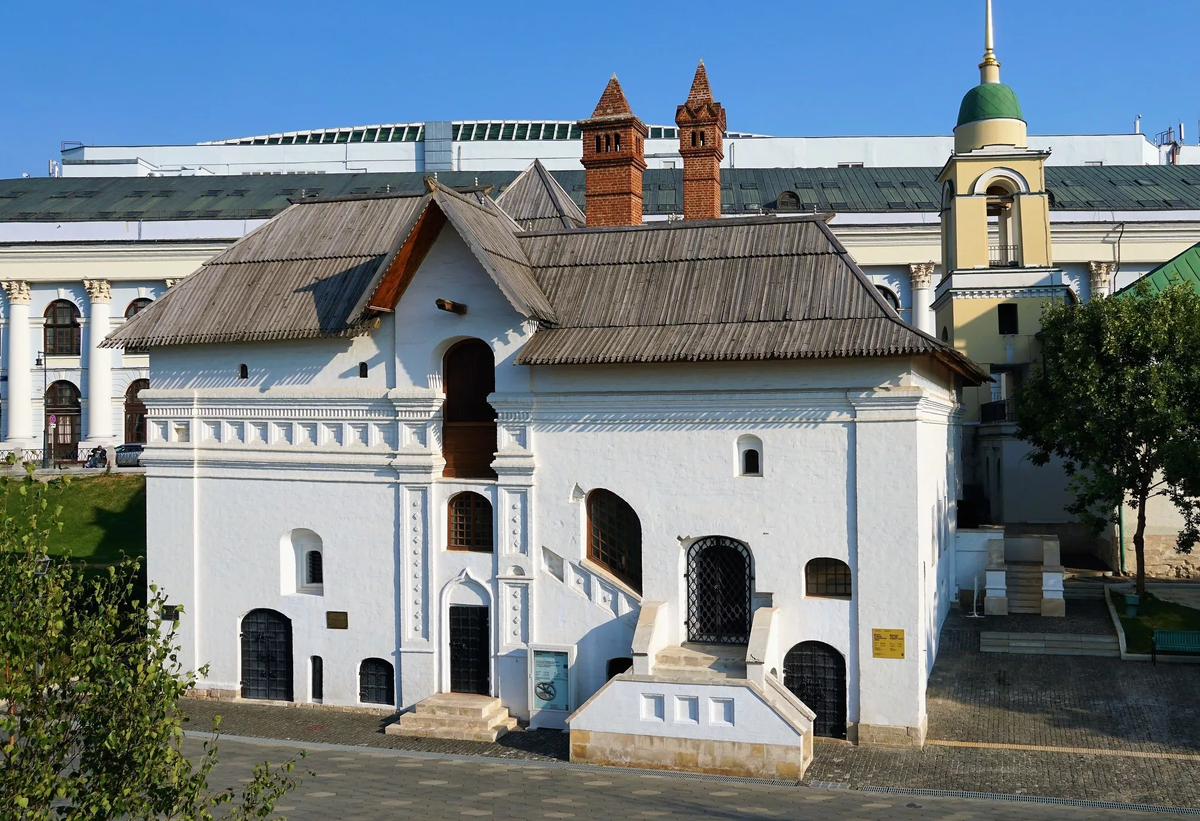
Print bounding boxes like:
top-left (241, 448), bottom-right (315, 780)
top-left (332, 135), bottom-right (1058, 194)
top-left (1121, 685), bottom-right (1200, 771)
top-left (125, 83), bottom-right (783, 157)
top-left (956, 83), bottom-right (1024, 127)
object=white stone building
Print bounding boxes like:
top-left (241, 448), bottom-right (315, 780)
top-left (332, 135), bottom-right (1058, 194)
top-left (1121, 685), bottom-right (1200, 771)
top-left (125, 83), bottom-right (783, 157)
top-left (110, 118), bottom-right (987, 775)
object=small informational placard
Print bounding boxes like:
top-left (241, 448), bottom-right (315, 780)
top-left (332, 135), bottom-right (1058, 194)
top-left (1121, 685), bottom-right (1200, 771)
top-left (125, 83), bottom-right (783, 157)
top-left (528, 644), bottom-right (574, 730)
top-left (872, 629), bottom-right (905, 659)
top-left (325, 611), bottom-right (349, 630)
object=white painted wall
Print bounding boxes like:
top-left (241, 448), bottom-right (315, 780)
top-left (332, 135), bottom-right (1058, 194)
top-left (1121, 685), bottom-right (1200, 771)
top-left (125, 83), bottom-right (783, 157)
top-left (142, 221), bottom-right (966, 743)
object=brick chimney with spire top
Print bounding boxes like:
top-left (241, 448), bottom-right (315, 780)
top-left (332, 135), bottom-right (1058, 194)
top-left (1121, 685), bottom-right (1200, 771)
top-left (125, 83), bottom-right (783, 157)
top-left (577, 74), bottom-right (648, 227)
top-left (676, 60), bottom-right (726, 221)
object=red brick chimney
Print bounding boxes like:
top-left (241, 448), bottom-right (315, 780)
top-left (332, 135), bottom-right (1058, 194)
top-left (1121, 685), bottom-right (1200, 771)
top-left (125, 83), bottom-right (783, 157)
top-left (676, 60), bottom-right (726, 221)
top-left (578, 74), bottom-right (648, 227)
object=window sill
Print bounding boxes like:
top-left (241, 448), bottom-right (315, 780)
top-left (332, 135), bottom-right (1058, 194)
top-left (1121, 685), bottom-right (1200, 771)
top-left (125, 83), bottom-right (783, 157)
top-left (581, 557), bottom-right (643, 600)
top-left (296, 586), bottom-right (324, 596)
top-left (738, 473), bottom-right (763, 478)
top-left (806, 594), bottom-right (852, 601)
top-left (447, 545), bottom-right (493, 553)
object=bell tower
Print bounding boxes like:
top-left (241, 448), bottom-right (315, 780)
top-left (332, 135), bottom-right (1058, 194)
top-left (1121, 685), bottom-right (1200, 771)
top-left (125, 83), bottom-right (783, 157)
top-left (937, 0), bottom-right (1052, 275)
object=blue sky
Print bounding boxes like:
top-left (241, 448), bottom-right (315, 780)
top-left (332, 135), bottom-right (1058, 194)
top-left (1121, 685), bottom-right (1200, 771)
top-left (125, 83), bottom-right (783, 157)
top-left (2, 0), bottom-right (1197, 179)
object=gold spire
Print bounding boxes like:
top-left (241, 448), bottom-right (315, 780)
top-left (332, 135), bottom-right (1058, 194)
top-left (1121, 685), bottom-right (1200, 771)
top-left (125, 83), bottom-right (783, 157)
top-left (979, 0), bottom-right (1001, 84)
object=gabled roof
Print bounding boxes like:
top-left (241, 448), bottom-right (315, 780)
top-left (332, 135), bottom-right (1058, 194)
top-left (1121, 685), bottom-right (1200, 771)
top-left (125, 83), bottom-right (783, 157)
top-left (495, 160), bottom-right (586, 232)
top-left (1114, 241), bottom-right (1200, 299)
top-left (103, 194), bottom-right (428, 347)
top-left (105, 182), bottom-right (557, 348)
top-left (514, 215), bottom-right (989, 382)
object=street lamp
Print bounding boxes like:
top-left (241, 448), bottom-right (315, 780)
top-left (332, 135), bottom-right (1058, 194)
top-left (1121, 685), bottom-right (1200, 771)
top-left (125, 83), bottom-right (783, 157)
top-left (35, 352), bottom-right (48, 469)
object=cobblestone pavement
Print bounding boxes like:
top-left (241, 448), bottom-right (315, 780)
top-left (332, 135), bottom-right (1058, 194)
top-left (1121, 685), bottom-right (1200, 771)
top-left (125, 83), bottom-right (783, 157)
top-left (183, 609), bottom-right (1200, 810)
top-left (194, 735), bottom-right (1194, 820)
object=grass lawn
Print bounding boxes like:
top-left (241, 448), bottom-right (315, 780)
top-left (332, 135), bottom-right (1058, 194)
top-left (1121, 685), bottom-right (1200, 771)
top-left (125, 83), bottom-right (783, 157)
top-left (43, 473), bottom-right (146, 566)
top-left (1117, 591), bottom-right (1200, 654)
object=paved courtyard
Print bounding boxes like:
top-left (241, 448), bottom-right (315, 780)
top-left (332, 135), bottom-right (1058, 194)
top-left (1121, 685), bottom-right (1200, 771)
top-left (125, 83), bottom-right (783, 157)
top-left (195, 735), bottom-right (1193, 821)
top-left (183, 604), bottom-right (1200, 812)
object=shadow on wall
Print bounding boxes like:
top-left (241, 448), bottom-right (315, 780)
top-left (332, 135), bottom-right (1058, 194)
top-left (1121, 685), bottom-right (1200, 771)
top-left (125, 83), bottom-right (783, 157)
top-left (574, 611), bottom-right (639, 700)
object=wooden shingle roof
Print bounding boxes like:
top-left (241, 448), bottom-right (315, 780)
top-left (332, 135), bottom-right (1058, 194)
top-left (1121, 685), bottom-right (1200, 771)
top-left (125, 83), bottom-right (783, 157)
top-left (495, 160), bottom-right (586, 232)
top-left (514, 215), bottom-right (987, 381)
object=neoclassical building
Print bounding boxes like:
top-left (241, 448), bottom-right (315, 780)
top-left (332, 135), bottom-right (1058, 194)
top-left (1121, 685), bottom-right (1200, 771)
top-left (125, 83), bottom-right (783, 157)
top-left (0, 273), bottom-right (178, 459)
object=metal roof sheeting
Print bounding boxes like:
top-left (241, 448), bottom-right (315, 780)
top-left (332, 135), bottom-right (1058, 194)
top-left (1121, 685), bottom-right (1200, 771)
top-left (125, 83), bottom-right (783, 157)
top-left (6, 165), bottom-right (1200, 224)
top-left (1114, 241), bottom-right (1200, 299)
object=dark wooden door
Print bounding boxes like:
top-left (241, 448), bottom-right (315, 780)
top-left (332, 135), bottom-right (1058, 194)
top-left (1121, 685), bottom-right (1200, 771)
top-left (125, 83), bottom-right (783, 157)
top-left (449, 605), bottom-right (490, 695)
top-left (442, 339), bottom-right (496, 479)
top-left (784, 642), bottom-right (847, 739)
top-left (241, 609), bottom-right (293, 701)
top-left (686, 537), bottom-right (753, 644)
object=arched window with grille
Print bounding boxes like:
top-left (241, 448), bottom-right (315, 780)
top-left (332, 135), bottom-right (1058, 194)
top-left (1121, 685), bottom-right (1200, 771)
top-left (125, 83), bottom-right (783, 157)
top-left (442, 339), bottom-right (496, 479)
top-left (805, 558), bottom-right (852, 599)
top-left (44, 300), bottom-right (81, 356)
top-left (586, 489), bottom-right (642, 593)
top-left (448, 492), bottom-right (493, 552)
top-left (777, 191), bottom-right (801, 212)
top-left (737, 434), bottom-right (763, 477)
top-left (305, 550), bottom-right (323, 585)
top-left (123, 298), bottom-right (153, 355)
top-left (283, 529), bottom-right (323, 595)
top-left (359, 658), bottom-right (395, 705)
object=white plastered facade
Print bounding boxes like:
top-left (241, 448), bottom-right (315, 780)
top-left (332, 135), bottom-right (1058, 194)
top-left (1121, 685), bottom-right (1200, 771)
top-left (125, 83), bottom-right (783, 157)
top-left (143, 223), bottom-right (965, 745)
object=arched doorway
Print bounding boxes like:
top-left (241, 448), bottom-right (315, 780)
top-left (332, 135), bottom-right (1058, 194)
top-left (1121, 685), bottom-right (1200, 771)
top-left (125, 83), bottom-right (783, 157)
top-left (45, 381), bottom-right (81, 462)
top-left (441, 339), bottom-right (497, 479)
top-left (783, 641), bottom-right (846, 739)
top-left (685, 536), bottom-right (752, 644)
top-left (240, 609), bottom-right (293, 701)
top-left (124, 379), bottom-right (149, 443)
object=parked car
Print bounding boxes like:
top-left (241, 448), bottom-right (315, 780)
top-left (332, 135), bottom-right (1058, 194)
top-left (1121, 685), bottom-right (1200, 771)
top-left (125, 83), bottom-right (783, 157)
top-left (115, 443), bottom-right (143, 467)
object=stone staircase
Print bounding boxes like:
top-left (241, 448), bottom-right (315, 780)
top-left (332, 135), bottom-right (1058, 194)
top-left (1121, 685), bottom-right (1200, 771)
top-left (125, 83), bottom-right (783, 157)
top-left (654, 643), bottom-right (747, 680)
top-left (385, 693), bottom-right (517, 742)
top-left (1006, 563), bottom-right (1043, 614)
top-left (980, 632), bottom-right (1120, 657)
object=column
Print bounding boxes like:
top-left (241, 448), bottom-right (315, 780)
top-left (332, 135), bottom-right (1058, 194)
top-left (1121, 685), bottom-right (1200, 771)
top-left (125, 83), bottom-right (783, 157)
top-left (2, 281), bottom-right (33, 444)
top-left (909, 262), bottom-right (936, 335)
top-left (1088, 261), bottom-right (1117, 301)
top-left (84, 280), bottom-right (113, 442)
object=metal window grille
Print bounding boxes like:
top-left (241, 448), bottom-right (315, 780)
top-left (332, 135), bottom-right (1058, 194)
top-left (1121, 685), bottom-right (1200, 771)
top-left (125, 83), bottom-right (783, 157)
top-left (784, 642), bottom-right (847, 739)
top-left (44, 300), bottom-right (81, 356)
top-left (449, 492), bottom-right (493, 552)
top-left (685, 536), bottom-right (753, 644)
top-left (805, 558), bottom-right (852, 598)
top-left (587, 490), bottom-right (642, 592)
top-left (306, 550), bottom-right (323, 585)
top-left (358, 658), bottom-right (394, 705)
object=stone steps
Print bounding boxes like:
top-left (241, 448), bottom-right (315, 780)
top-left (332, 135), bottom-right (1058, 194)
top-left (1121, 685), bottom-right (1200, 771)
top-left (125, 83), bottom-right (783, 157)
top-left (655, 643), bottom-right (747, 680)
top-left (385, 693), bottom-right (517, 743)
top-left (980, 631), bottom-right (1120, 657)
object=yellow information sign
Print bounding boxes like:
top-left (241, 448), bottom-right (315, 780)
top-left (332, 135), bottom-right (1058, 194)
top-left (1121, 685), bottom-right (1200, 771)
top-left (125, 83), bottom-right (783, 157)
top-left (872, 629), bottom-right (905, 659)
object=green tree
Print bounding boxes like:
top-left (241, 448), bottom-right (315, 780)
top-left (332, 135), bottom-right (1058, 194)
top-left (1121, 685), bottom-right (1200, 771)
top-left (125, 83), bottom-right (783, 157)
top-left (1015, 282), bottom-right (1200, 596)
top-left (0, 465), bottom-right (306, 820)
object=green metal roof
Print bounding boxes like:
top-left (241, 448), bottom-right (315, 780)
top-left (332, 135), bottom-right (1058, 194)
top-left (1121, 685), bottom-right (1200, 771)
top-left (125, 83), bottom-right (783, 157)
top-left (2, 165), bottom-right (1200, 224)
top-left (1114, 242), bottom-right (1200, 299)
top-left (957, 83), bottom-right (1024, 127)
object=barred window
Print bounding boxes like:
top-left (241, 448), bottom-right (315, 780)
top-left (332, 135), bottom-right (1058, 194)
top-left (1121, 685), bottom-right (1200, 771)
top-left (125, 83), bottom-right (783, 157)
top-left (448, 492), bottom-right (493, 552)
top-left (805, 558), bottom-right (852, 598)
top-left (359, 658), bottom-right (394, 705)
top-left (587, 490), bottom-right (642, 593)
top-left (306, 550), bottom-right (323, 585)
top-left (123, 298), bottom-right (153, 355)
top-left (44, 300), bottom-right (81, 356)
